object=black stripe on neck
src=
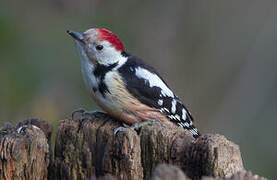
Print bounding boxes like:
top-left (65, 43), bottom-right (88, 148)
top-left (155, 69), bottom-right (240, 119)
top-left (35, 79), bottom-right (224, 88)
top-left (93, 62), bottom-right (118, 97)
top-left (121, 51), bottom-right (130, 57)
top-left (93, 62), bottom-right (118, 78)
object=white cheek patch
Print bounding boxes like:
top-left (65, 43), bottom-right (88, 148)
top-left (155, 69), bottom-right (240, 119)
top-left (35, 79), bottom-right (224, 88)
top-left (84, 41), bottom-right (128, 69)
top-left (94, 41), bottom-right (127, 67)
top-left (135, 67), bottom-right (174, 97)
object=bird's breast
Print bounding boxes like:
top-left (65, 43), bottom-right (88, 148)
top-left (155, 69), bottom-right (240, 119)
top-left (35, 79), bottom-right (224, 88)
top-left (84, 69), bottom-right (169, 125)
top-left (101, 71), bottom-right (130, 108)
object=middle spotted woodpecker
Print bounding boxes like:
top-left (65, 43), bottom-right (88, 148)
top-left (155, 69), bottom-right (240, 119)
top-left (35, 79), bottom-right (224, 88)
top-left (67, 28), bottom-right (200, 138)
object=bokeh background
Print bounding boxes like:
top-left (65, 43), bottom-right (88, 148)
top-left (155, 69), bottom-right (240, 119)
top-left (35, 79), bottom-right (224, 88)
top-left (1, 0), bottom-right (276, 178)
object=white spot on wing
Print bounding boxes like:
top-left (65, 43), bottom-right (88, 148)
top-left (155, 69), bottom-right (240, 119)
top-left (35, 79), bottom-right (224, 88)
top-left (175, 114), bottom-right (180, 121)
top-left (158, 99), bottom-right (163, 106)
top-left (135, 67), bottom-right (174, 97)
top-left (184, 122), bottom-right (189, 127)
top-left (171, 99), bottom-right (177, 114)
top-left (160, 107), bottom-right (170, 113)
top-left (168, 115), bottom-right (176, 120)
top-left (182, 108), bottom-right (187, 120)
top-left (190, 129), bottom-right (198, 135)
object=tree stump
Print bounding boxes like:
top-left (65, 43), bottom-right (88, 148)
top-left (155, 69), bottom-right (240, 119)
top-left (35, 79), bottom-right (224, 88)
top-left (53, 113), bottom-right (245, 180)
top-left (53, 113), bottom-right (143, 180)
top-left (0, 119), bottom-right (50, 180)
top-left (0, 113), bottom-right (266, 179)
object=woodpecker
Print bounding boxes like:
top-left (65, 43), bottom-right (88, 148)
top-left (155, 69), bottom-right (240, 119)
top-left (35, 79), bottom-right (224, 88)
top-left (67, 28), bottom-right (200, 138)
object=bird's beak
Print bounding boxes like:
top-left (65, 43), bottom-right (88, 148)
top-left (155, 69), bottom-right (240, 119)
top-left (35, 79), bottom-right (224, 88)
top-left (67, 30), bottom-right (84, 42)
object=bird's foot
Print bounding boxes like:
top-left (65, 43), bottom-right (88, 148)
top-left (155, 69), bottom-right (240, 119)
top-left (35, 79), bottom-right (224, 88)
top-left (81, 110), bottom-right (106, 120)
top-left (71, 108), bottom-right (105, 121)
top-left (114, 119), bottom-right (161, 135)
top-left (71, 108), bottom-right (86, 120)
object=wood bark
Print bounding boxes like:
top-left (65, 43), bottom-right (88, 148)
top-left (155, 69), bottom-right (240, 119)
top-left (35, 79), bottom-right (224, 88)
top-left (0, 114), bottom-right (266, 180)
top-left (0, 118), bottom-right (50, 180)
top-left (53, 113), bottom-right (143, 180)
top-left (53, 113), bottom-right (246, 180)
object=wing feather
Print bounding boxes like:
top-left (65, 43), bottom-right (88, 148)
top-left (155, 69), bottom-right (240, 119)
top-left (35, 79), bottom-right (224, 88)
top-left (118, 54), bottom-right (200, 138)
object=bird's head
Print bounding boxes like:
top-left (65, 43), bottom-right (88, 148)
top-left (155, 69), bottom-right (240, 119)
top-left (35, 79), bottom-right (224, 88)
top-left (67, 28), bottom-right (126, 66)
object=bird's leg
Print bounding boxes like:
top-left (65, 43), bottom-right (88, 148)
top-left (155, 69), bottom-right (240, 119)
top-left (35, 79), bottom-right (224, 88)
top-left (114, 119), bottom-right (161, 135)
top-left (71, 108), bottom-right (86, 120)
top-left (81, 110), bottom-right (106, 120)
top-left (129, 119), bottom-right (161, 130)
top-left (71, 108), bottom-right (106, 120)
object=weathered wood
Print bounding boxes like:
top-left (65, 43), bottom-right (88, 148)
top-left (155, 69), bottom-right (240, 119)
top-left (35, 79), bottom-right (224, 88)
top-left (0, 114), bottom-right (266, 180)
top-left (139, 121), bottom-right (194, 179)
top-left (53, 113), bottom-right (143, 180)
top-left (53, 113), bottom-right (245, 180)
top-left (186, 134), bottom-right (244, 179)
top-left (0, 119), bottom-right (50, 180)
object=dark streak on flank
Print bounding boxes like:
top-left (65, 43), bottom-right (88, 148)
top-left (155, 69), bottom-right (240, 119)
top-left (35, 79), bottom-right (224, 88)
top-left (93, 62), bottom-right (118, 97)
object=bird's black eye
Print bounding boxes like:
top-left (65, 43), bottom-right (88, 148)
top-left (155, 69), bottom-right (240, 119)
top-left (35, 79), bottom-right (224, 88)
top-left (96, 45), bottom-right (103, 51)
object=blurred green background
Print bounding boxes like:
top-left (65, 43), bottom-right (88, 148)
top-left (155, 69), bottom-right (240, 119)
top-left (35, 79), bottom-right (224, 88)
top-left (0, 0), bottom-right (276, 179)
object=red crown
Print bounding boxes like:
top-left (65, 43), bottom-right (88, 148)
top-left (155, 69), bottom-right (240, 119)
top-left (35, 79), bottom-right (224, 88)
top-left (96, 28), bottom-right (124, 52)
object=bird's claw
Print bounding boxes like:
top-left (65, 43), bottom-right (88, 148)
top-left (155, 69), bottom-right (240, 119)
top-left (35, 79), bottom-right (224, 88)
top-left (71, 108), bottom-right (106, 121)
top-left (113, 127), bottom-right (129, 135)
top-left (130, 119), bottom-right (161, 130)
top-left (80, 115), bottom-right (92, 121)
top-left (82, 110), bottom-right (105, 119)
top-left (71, 108), bottom-right (86, 120)
top-left (114, 119), bottom-right (162, 136)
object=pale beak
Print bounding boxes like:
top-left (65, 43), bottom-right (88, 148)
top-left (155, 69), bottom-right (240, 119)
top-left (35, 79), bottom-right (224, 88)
top-left (67, 30), bottom-right (84, 42)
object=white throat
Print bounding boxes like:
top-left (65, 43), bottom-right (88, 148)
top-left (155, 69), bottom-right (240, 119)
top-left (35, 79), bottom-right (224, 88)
top-left (75, 40), bottom-right (127, 91)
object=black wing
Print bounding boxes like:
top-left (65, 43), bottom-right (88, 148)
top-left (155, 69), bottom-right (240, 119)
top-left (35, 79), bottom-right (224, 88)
top-left (118, 54), bottom-right (200, 138)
